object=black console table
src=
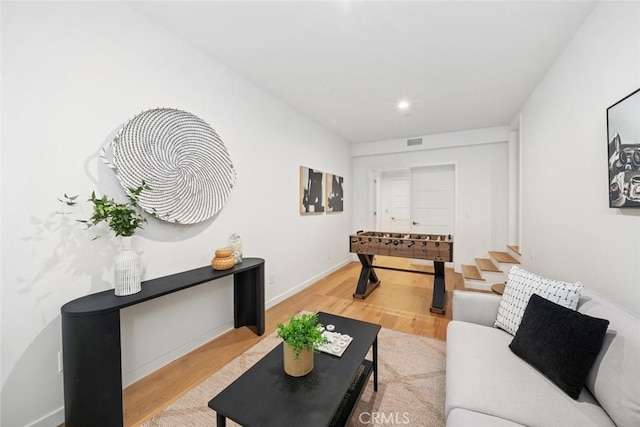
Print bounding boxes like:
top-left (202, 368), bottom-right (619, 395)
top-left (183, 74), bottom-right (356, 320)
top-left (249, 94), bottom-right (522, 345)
top-left (61, 257), bottom-right (265, 427)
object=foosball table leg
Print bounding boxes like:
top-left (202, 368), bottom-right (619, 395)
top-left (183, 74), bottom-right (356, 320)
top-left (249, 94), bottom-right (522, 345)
top-left (429, 261), bottom-right (446, 314)
top-left (353, 254), bottom-right (380, 299)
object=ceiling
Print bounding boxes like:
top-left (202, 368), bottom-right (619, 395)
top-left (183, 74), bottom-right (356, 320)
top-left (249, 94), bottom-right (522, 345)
top-left (130, 1), bottom-right (597, 144)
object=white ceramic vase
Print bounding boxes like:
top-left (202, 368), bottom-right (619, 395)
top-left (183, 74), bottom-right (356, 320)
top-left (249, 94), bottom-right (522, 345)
top-left (114, 236), bottom-right (141, 296)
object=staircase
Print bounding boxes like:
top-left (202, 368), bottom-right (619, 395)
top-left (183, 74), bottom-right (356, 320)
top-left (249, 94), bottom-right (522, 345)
top-left (461, 245), bottom-right (521, 291)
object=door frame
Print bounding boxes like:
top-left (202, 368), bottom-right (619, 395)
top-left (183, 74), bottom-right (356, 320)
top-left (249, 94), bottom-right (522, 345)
top-left (369, 162), bottom-right (458, 267)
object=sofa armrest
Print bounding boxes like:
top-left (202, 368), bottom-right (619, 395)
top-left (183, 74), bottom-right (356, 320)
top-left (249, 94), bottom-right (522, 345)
top-left (452, 290), bottom-right (502, 327)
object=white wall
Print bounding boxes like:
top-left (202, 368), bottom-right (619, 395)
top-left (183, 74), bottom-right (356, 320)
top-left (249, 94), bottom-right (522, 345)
top-left (519, 1), bottom-right (640, 315)
top-left (352, 127), bottom-right (509, 271)
top-left (507, 128), bottom-right (520, 245)
top-left (0, 3), bottom-right (351, 426)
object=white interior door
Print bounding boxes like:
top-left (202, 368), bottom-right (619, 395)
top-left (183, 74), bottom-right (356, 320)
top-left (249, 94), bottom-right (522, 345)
top-left (377, 172), bottom-right (411, 232)
top-left (390, 178), bottom-right (411, 232)
top-left (410, 165), bottom-right (455, 236)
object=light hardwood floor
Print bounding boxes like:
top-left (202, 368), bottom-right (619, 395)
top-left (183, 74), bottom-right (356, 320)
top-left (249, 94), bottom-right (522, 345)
top-left (123, 256), bottom-right (462, 426)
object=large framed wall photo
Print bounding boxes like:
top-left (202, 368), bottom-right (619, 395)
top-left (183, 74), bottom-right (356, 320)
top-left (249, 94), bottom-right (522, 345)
top-left (300, 166), bottom-right (325, 214)
top-left (325, 173), bottom-right (344, 213)
top-left (608, 87), bottom-right (640, 207)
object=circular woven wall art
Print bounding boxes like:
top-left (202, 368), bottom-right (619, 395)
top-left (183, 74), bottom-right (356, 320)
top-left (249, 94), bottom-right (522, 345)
top-left (110, 108), bottom-right (236, 224)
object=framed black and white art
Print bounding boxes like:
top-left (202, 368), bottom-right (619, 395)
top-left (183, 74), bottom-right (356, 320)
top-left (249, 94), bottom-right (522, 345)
top-left (608, 88), bottom-right (640, 207)
top-left (325, 173), bottom-right (344, 213)
top-left (300, 166), bottom-right (325, 214)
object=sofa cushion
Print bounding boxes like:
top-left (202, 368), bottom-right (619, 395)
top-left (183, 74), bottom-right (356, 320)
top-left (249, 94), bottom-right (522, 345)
top-left (447, 408), bottom-right (525, 427)
top-left (509, 294), bottom-right (609, 399)
top-left (495, 266), bottom-right (583, 335)
top-left (452, 290), bottom-right (502, 326)
top-left (578, 287), bottom-right (640, 426)
top-left (446, 321), bottom-right (615, 427)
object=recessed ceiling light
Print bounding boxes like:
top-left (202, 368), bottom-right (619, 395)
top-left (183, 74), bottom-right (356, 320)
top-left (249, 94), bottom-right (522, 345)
top-left (397, 100), bottom-right (410, 110)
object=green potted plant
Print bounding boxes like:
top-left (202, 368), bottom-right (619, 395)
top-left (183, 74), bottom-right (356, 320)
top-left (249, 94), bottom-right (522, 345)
top-left (276, 312), bottom-right (328, 377)
top-left (60, 183), bottom-right (149, 295)
top-left (60, 182), bottom-right (149, 238)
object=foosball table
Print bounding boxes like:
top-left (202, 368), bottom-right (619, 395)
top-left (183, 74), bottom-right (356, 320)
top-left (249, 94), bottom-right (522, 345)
top-left (349, 230), bottom-right (454, 314)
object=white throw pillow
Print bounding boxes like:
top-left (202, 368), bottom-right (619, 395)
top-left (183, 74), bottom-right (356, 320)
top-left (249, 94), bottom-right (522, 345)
top-left (494, 266), bottom-right (583, 336)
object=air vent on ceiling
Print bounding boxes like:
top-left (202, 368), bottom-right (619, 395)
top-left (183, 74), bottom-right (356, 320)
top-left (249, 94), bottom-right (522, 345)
top-left (407, 137), bottom-right (423, 147)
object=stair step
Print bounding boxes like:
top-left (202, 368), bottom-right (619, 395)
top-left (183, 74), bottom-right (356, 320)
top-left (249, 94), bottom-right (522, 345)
top-left (475, 258), bottom-right (501, 272)
top-left (507, 245), bottom-right (521, 256)
top-left (481, 270), bottom-right (508, 284)
top-left (463, 281), bottom-right (492, 291)
top-left (462, 265), bottom-right (485, 281)
top-left (489, 251), bottom-right (520, 264)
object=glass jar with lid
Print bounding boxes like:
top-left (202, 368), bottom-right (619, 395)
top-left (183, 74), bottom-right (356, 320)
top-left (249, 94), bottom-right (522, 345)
top-left (228, 233), bottom-right (243, 264)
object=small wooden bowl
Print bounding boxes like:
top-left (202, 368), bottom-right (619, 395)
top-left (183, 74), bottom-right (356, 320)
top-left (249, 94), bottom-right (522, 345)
top-left (211, 257), bottom-right (235, 271)
top-left (215, 247), bottom-right (233, 258)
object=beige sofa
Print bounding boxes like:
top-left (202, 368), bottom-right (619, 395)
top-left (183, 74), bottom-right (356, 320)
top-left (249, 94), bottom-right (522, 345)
top-left (445, 287), bottom-right (640, 426)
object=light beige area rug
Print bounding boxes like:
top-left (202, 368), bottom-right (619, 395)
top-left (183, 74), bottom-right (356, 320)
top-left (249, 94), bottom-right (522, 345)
top-left (142, 328), bottom-right (446, 427)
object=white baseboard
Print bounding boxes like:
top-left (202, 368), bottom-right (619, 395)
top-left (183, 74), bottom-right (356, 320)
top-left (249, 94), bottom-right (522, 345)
top-left (27, 406), bottom-right (64, 427)
top-left (124, 259), bottom-right (352, 386)
top-left (266, 259), bottom-right (352, 309)
top-left (122, 321), bottom-right (234, 387)
top-left (121, 259), bottom-right (353, 385)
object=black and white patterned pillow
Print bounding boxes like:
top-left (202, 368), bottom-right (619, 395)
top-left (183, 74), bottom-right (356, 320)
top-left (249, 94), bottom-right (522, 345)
top-left (494, 266), bottom-right (583, 336)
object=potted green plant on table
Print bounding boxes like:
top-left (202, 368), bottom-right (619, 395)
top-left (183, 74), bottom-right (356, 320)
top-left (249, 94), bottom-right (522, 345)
top-left (60, 183), bottom-right (149, 296)
top-left (276, 312), bottom-right (328, 377)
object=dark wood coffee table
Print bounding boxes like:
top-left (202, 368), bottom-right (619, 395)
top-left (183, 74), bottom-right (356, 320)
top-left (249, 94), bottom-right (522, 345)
top-left (208, 312), bottom-right (381, 427)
